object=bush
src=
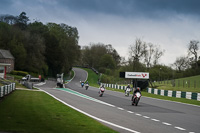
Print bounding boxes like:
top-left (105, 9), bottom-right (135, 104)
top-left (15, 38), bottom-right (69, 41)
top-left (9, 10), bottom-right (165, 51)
top-left (10, 70), bottom-right (28, 76)
top-left (101, 74), bottom-right (111, 83)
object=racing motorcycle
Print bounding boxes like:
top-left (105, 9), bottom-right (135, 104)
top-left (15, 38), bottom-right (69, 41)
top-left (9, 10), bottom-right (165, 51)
top-left (132, 92), bottom-right (141, 106)
top-left (85, 83), bottom-right (89, 90)
top-left (99, 87), bottom-right (105, 97)
top-left (81, 82), bottom-right (84, 88)
top-left (125, 88), bottom-right (131, 96)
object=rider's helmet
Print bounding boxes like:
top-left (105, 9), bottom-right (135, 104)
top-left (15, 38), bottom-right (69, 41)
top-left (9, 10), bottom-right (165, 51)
top-left (102, 84), bottom-right (104, 87)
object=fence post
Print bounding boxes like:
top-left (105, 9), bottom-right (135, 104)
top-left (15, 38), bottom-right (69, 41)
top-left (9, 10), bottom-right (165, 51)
top-left (9, 85), bottom-right (11, 94)
top-left (178, 80), bottom-right (180, 87)
top-left (3, 86), bottom-right (5, 96)
top-left (0, 86), bottom-right (1, 97)
top-left (188, 80), bottom-right (190, 88)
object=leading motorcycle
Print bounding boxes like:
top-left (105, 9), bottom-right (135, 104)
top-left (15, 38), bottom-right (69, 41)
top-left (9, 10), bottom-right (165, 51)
top-left (132, 92), bottom-right (141, 106)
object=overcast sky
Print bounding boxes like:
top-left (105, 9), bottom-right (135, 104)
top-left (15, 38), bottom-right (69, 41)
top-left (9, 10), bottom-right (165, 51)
top-left (1, 0), bottom-right (200, 66)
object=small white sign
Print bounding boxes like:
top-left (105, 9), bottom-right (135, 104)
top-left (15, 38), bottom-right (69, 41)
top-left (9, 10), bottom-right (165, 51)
top-left (125, 72), bottom-right (149, 79)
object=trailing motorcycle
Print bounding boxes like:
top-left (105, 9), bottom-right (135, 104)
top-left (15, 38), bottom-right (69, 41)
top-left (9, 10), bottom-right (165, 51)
top-left (85, 83), bottom-right (89, 90)
top-left (125, 88), bottom-right (131, 96)
top-left (132, 92), bottom-right (141, 106)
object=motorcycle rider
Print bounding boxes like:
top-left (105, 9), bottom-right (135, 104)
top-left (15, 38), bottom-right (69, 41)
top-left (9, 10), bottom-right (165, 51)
top-left (125, 84), bottom-right (131, 95)
top-left (81, 81), bottom-right (84, 87)
top-left (132, 87), bottom-right (141, 101)
top-left (85, 81), bottom-right (89, 85)
top-left (85, 81), bottom-right (89, 89)
top-left (99, 84), bottom-right (105, 93)
top-left (133, 87), bottom-right (141, 96)
top-left (125, 84), bottom-right (131, 91)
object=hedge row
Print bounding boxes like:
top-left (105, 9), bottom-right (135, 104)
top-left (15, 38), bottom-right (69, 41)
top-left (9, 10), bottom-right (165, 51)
top-left (10, 70), bottom-right (28, 76)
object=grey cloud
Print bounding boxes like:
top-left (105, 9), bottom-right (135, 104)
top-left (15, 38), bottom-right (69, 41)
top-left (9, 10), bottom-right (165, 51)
top-left (59, 0), bottom-right (200, 19)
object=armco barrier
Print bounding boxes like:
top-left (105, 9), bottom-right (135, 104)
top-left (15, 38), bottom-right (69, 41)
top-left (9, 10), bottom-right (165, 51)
top-left (0, 83), bottom-right (16, 98)
top-left (147, 88), bottom-right (200, 101)
top-left (101, 83), bottom-right (126, 90)
top-left (100, 83), bottom-right (200, 101)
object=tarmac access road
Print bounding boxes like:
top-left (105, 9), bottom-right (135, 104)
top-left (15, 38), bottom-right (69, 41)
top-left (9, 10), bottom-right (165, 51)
top-left (35, 67), bottom-right (200, 133)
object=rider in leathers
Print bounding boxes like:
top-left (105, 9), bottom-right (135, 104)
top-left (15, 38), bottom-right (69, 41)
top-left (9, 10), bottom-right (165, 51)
top-left (132, 87), bottom-right (141, 101)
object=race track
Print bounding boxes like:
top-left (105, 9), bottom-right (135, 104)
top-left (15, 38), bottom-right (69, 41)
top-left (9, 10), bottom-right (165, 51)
top-left (35, 68), bottom-right (200, 133)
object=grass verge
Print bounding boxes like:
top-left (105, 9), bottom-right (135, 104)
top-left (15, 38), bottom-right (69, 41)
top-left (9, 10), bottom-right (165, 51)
top-left (0, 90), bottom-right (118, 133)
top-left (81, 68), bottom-right (100, 88)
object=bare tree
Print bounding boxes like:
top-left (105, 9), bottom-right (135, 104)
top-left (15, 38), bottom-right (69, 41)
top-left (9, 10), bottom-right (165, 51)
top-left (153, 45), bottom-right (165, 65)
top-left (188, 40), bottom-right (199, 68)
top-left (129, 38), bottom-right (146, 62)
top-left (144, 43), bottom-right (155, 68)
top-left (173, 56), bottom-right (189, 71)
top-left (129, 38), bottom-right (146, 71)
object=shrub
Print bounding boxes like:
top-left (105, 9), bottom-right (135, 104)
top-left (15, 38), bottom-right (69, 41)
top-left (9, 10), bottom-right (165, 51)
top-left (101, 74), bottom-right (111, 83)
top-left (10, 70), bottom-right (28, 76)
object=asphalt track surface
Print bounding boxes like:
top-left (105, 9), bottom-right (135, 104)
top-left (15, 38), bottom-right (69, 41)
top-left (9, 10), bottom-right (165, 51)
top-left (35, 68), bottom-right (200, 133)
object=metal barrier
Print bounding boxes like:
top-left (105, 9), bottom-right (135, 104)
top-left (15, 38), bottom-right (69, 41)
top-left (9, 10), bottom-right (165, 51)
top-left (22, 81), bottom-right (33, 89)
top-left (0, 83), bottom-right (16, 98)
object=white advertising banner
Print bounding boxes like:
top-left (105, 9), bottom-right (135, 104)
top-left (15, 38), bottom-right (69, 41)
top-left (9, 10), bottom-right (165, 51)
top-left (125, 72), bottom-right (149, 79)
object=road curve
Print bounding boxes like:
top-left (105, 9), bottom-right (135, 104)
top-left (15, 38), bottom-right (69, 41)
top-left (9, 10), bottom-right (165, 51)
top-left (36, 68), bottom-right (200, 133)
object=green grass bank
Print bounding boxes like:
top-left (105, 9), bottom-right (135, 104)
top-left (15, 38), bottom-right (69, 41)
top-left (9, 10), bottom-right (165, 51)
top-left (0, 90), bottom-right (118, 133)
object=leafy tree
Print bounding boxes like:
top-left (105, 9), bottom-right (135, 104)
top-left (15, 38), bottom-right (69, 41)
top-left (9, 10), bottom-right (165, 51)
top-left (46, 23), bottom-right (80, 76)
top-left (99, 54), bottom-right (116, 69)
top-left (106, 44), bottom-right (121, 66)
top-left (0, 14), bottom-right (17, 25)
top-left (15, 12), bottom-right (29, 30)
top-left (81, 43), bottom-right (107, 68)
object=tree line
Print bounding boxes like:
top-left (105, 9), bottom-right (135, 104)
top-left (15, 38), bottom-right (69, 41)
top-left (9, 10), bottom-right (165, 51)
top-left (1, 12), bottom-right (199, 81)
top-left (79, 38), bottom-right (200, 83)
top-left (0, 12), bottom-right (80, 77)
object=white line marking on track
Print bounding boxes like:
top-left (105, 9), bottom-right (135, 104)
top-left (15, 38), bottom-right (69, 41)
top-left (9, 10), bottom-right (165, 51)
top-left (38, 88), bottom-right (141, 133)
top-left (174, 126), bottom-right (186, 131)
top-left (162, 122), bottom-right (172, 126)
top-left (34, 82), bottom-right (46, 86)
top-left (143, 116), bottom-right (150, 119)
top-left (127, 111), bottom-right (134, 113)
top-left (151, 119), bottom-right (160, 122)
top-left (117, 107), bottom-right (124, 110)
top-left (135, 113), bottom-right (142, 116)
top-left (189, 132), bottom-right (195, 133)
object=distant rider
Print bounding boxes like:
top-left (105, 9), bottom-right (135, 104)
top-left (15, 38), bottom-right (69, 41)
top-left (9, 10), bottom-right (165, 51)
top-left (81, 81), bottom-right (84, 87)
top-left (85, 81), bottom-right (89, 86)
top-left (125, 84), bottom-right (131, 92)
top-left (85, 81), bottom-right (89, 89)
top-left (99, 84), bottom-right (105, 93)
